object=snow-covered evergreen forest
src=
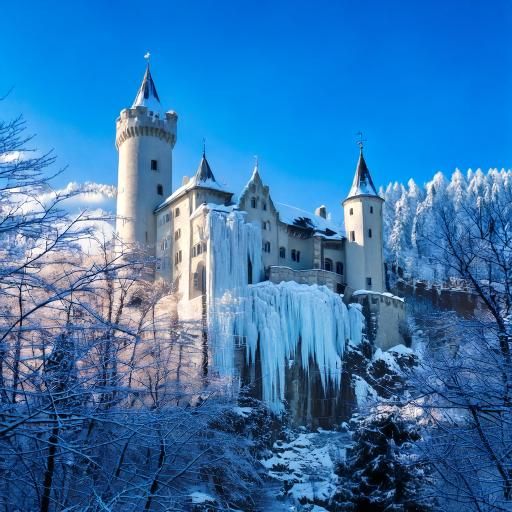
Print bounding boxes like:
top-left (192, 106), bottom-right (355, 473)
top-left (0, 112), bottom-right (511, 512)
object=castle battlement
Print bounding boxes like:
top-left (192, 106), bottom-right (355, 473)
top-left (116, 107), bottom-right (177, 149)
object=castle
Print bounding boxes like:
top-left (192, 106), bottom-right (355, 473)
top-left (115, 65), bottom-right (405, 420)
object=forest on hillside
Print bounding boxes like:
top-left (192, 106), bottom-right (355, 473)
top-left (0, 113), bottom-right (510, 511)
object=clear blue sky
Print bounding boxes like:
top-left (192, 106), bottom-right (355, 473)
top-left (1, 0), bottom-right (511, 221)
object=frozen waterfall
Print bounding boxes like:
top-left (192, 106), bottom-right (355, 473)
top-left (206, 209), bottom-right (364, 411)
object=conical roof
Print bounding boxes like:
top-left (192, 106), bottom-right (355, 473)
top-left (132, 65), bottom-right (163, 113)
top-left (347, 148), bottom-right (379, 199)
top-left (194, 152), bottom-right (217, 183)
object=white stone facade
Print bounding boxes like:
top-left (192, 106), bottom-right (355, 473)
top-left (115, 66), bottom-right (405, 348)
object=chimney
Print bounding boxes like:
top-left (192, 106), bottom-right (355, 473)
top-left (315, 205), bottom-right (327, 219)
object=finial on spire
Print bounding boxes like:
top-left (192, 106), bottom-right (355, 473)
top-left (356, 131), bottom-right (367, 152)
top-left (253, 154), bottom-right (259, 168)
top-left (203, 138), bottom-right (206, 157)
top-left (144, 51), bottom-right (151, 67)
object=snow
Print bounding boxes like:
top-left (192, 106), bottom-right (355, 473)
top-left (189, 491), bottom-right (215, 504)
top-left (232, 406), bottom-right (253, 418)
top-left (206, 209), bottom-right (365, 411)
top-left (352, 289), bottom-right (404, 302)
top-left (388, 344), bottom-right (413, 355)
top-left (353, 375), bottom-right (377, 406)
top-left (373, 347), bottom-right (401, 373)
top-left (275, 202), bottom-right (344, 239)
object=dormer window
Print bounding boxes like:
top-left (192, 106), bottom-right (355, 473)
top-left (151, 159), bottom-right (158, 171)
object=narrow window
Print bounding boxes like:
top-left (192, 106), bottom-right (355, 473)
top-left (175, 207), bottom-right (180, 217)
top-left (349, 208), bottom-right (353, 215)
top-left (175, 229), bottom-right (181, 241)
top-left (157, 184), bottom-right (163, 196)
top-left (151, 159), bottom-right (158, 171)
top-left (324, 258), bottom-right (333, 272)
top-left (263, 202), bottom-right (267, 211)
top-left (370, 206), bottom-right (374, 213)
top-left (263, 241), bottom-right (271, 253)
top-left (366, 277), bottom-right (372, 287)
top-left (291, 249), bottom-right (296, 262)
top-left (250, 197), bottom-right (257, 208)
top-left (368, 228), bottom-right (372, 238)
top-left (350, 231), bottom-right (355, 242)
top-left (279, 247), bottom-right (286, 259)
top-left (262, 221), bottom-right (267, 230)
top-left (296, 250), bottom-right (301, 262)
top-left (192, 246), bottom-right (197, 257)
top-left (336, 262), bottom-right (344, 275)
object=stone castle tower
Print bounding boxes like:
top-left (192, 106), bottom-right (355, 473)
top-left (115, 65), bottom-right (177, 251)
top-left (343, 145), bottom-right (385, 293)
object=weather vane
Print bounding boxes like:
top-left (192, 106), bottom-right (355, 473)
top-left (356, 131), bottom-right (367, 150)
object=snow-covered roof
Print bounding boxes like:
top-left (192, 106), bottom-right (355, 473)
top-left (275, 202), bottom-right (344, 240)
top-left (132, 65), bottom-right (164, 115)
top-left (346, 149), bottom-right (381, 200)
top-left (155, 154), bottom-right (232, 211)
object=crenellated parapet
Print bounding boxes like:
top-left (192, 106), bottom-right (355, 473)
top-left (115, 106), bottom-right (177, 149)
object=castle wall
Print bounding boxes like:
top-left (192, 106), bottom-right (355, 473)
top-left (343, 196), bottom-right (385, 292)
top-left (115, 107), bottom-right (176, 252)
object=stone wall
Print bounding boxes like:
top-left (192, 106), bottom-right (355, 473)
top-left (267, 265), bottom-right (345, 293)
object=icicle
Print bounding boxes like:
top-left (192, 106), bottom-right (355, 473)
top-left (205, 209), bottom-right (364, 412)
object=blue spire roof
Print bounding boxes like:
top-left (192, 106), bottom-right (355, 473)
top-left (132, 65), bottom-right (163, 113)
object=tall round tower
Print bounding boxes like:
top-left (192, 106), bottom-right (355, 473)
top-left (115, 64), bottom-right (177, 252)
top-left (342, 145), bottom-right (385, 292)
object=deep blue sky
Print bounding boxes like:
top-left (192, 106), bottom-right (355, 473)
top-left (1, 0), bottom-right (511, 220)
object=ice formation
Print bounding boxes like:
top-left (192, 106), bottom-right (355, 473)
top-left (206, 209), bottom-right (364, 411)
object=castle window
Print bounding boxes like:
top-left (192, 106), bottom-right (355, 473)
top-left (370, 206), bottom-right (374, 213)
top-left (192, 245), bottom-right (196, 257)
top-left (251, 197), bottom-right (257, 208)
top-left (368, 228), bottom-right (372, 238)
top-left (157, 184), bottom-right (163, 196)
top-left (262, 221), bottom-right (271, 231)
top-left (279, 247), bottom-right (286, 259)
top-left (175, 207), bottom-right (180, 217)
top-left (263, 202), bottom-right (267, 211)
top-left (175, 229), bottom-right (181, 241)
top-left (324, 258), bottom-right (333, 272)
top-left (350, 231), bottom-right (355, 242)
top-left (151, 159), bottom-right (158, 171)
top-left (291, 249), bottom-right (300, 262)
top-left (336, 262), bottom-right (344, 275)
top-left (366, 277), bottom-right (372, 287)
top-left (349, 208), bottom-right (353, 215)
top-left (296, 250), bottom-right (301, 262)
top-left (175, 251), bottom-right (182, 265)
top-left (263, 241), bottom-right (271, 253)
top-left (165, 213), bottom-right (170, 223)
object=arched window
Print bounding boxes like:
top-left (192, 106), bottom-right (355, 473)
top-left (263, 241), bottom-right (271, 253)
top-left (291, 249), bottom-right (300, 262)
top-left (336, 262), bottom-right (344, 275)
top-left (324, 258), bottom-right (333, 272)
top-left (262, 221), bottom-right (271, 231)
top-left (157, 184), bottom-right (163, 196)
top-left (279, 247), bottom-right (286, 259)
top-left (250, 197), bottom-right (257, 208)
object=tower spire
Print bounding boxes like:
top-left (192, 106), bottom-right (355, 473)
top-left (132, 54), bottom-right (162, 113)
top-left (347, 135), bottom-right (378, 198)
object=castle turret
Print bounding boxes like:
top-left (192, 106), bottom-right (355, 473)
top-left (342, 145), bottom-right (385, 292)
top-left (115, 64), bottom-right (177, 252)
